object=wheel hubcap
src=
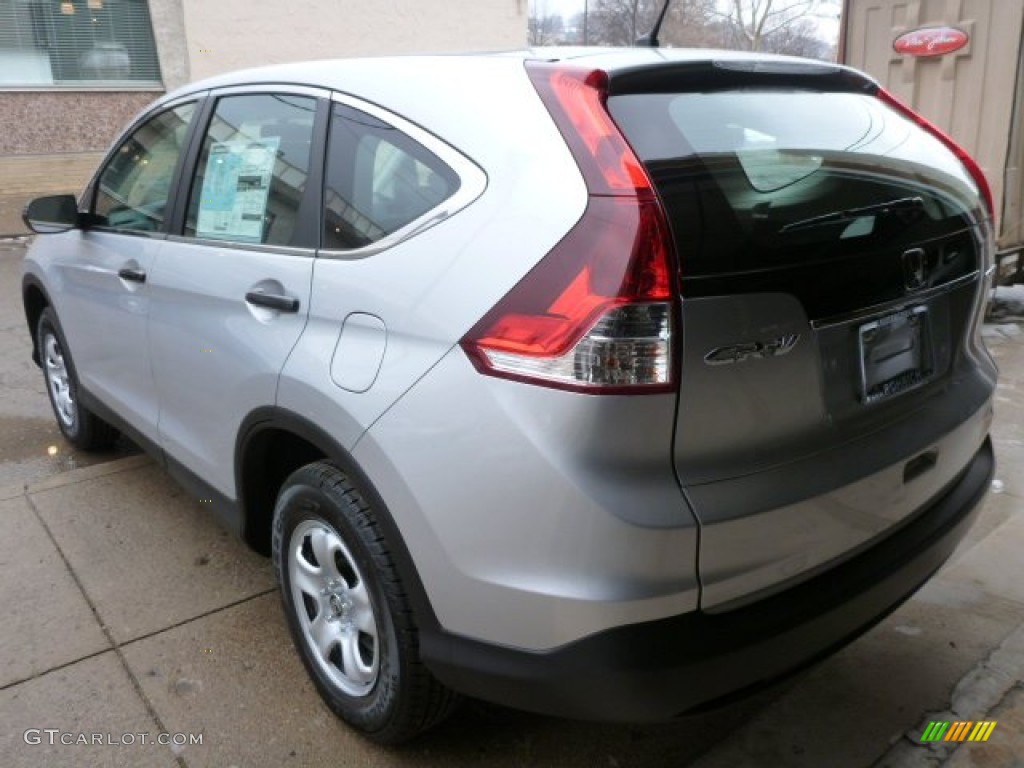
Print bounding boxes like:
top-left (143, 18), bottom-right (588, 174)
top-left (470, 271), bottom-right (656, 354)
top-left (43, 333), bottom-right (76, 428)
top-left (288, 520), bottom-right (380, 696)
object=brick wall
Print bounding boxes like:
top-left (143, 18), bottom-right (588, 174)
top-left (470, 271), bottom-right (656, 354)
top-left (0, 91), bottom-right (161, 155)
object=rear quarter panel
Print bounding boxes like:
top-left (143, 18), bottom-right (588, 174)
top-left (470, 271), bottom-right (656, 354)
top-left (277, 58), bottom-right (589, 447)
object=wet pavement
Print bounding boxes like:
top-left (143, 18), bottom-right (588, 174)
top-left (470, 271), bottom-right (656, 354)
top-left (1, 238), bottom-right (1022, 767)
top-left (0, 239), bottom-right (138, 491)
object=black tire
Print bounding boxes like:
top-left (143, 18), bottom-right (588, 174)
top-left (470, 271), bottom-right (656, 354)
top-left (36, 307), bottom-right (118, 451)
top-left (272, 461), bottom-right (458, 744)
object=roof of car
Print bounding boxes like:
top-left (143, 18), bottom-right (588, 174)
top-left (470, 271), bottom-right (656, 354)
top-left (145, 47), bottom-right (855, 168)
top-left (166, 46), bottom-right (826, 102)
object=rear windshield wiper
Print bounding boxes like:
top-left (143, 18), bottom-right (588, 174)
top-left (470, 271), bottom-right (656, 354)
top-left (779, 196), bottom-right (925, 234)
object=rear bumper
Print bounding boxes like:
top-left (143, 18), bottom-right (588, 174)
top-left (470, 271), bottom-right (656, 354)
top-left (421, 437), bottom-right (994, 721)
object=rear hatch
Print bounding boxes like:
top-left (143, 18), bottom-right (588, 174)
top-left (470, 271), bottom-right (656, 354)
top-left (607, 60), bottom-right (997, 609)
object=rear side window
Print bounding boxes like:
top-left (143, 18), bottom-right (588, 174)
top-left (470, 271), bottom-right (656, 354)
top-left (322, 103), bottom-right (460, 250)
top-left (609, 90), bottom-right (982, 278)
top-left (185, 93), bottom-right (317, 246)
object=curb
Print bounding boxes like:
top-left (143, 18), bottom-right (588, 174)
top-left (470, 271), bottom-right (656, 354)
top-left (875, 622), bottom-right (1024, 766)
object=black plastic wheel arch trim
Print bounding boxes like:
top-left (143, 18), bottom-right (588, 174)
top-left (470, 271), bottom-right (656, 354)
top-left (234, 406), bottom-right (443, 634)
top-left (21, 274), bottom-right (54, 367)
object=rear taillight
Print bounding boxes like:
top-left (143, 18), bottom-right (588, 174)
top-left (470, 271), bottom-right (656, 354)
top-left (459, 63), bottom-right (677, 394)
top-left (877, 88), bottom-right (995, 227)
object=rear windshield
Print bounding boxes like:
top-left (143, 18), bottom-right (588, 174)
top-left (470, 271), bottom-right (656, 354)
top-left (609, 90), bottom-right (983, 278)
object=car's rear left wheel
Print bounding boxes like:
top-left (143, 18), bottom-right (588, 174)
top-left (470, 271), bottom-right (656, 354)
top-left (271, 460), bottom-right (458, 743)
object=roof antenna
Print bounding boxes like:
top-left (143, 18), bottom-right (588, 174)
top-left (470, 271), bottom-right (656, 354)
top-left (635, 0), bottom-right (673, 47)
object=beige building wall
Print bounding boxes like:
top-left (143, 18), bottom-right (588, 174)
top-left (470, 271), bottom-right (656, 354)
top-left (841, 0), bottom-right (1024, 250)
top-left (181, 0), bottom-right (528, 83)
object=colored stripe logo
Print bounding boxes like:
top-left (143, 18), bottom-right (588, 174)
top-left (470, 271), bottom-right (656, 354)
top-left (920, 720), bottom-right (997, 742)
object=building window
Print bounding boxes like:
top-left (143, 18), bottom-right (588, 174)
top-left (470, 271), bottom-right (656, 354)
top-left (0, 0), bottom-right (161, 87)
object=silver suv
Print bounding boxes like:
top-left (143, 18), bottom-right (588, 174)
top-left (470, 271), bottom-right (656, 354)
top-left (21, 49), bottom-right (997, 743)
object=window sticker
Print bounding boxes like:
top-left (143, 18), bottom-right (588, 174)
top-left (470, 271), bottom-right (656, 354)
top-left (196, 137), bottom-right (279, 242)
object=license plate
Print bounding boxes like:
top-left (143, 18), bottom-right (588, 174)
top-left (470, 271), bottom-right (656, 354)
top-left (858, 306), bottom-right (932, 404)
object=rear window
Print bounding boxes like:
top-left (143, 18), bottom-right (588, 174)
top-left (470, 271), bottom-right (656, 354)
top-left (609, 90), bottom-right (983, 278)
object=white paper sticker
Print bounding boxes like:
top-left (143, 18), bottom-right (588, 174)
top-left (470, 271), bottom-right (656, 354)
top-left (196, 137), bottom-right (279, 242)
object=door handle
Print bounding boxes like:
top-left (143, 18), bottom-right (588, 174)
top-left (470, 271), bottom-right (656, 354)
top-left (245, 291), bottom-right (299, 313)
top-left (118, 267), bottom-right (146, 283)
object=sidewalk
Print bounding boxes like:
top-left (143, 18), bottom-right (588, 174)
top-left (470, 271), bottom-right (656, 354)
top-left (1, 426), bottom-right (1023, 767)
top-left (0, 153), bottom-right (103, 236)
top-left (0, 455), bottom-right (760, 768)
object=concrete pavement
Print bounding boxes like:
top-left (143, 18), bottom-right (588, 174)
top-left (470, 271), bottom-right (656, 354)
top-left (1, 239), bottom-right (1023, 767)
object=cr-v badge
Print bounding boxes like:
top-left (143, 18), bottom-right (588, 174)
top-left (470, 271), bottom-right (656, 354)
top-left (704, 334), bottom-right (800, 366)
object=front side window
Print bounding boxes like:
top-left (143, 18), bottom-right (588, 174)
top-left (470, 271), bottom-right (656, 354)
top-left (185, 93), bottom-right (317, 247)
top-left (323, 103), bottom-right (460, 250)
top-left (0, 0), bottom-right (161, 87)
top-left (94, 102), bottom-right (195, 233)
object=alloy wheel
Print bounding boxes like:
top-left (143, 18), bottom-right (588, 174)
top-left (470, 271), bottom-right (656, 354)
top-left (43, 332), bottom-right (76, 429)
top-left (288, 518), bottom-right (380, 697)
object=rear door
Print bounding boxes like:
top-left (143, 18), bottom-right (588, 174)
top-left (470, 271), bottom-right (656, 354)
top-left (148, 88), bottom-right (325, 499)
top-left (609, 66), bottom-right (996, 608)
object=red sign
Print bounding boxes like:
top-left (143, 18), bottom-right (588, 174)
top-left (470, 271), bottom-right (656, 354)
top-left (893, 26), bottom-right (969, 57)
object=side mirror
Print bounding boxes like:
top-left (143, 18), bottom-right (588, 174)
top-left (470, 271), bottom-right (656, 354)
top-left (23, 194), bottom-right (80, 234)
